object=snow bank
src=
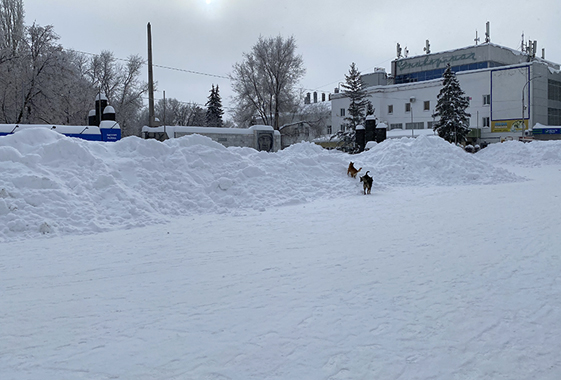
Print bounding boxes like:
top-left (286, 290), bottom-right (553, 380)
top-left (355, 135), bottom-right (522, 187)
top-left (476, 139), bottom-right (561, 166)
top-left (0, 130), bottom-right (541, 241)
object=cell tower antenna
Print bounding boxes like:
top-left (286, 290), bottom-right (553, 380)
top-left (474, 30), bottom-right (480, 45)
top-left (485, 21), bottom-right (490, 43)
top-left (423, 39), bottom-right (431, 54)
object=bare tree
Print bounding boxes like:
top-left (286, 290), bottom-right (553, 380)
top-left (141, 98), bottom-right (206, 127)
top-left (291, 101), bottom-right (331, 137)
top-left (0, 0), bottom-right (24, 58)
top-left (0, 6), bottom-right (146, 128)
top-left (0, 22), bottom-right (91, 124)
top-left (230, 35), bottom-right (305, 129)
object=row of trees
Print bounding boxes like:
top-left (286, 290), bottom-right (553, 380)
top-left (2, 1), bottom-right (327, 138)
top-left (0, 0), bottom-right (228, 136)
top-left (145, 85), bottom-right (227, 129)
top-left (0, 0), bottom-right (149, 136)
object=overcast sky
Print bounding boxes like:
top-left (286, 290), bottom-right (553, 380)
top-left (23, 0), bottom-right (561, 118)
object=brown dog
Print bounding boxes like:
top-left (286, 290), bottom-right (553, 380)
top-left (360, 171), bottom-right (373, 195)
top-left (347, 162), bottom-right (362, 178)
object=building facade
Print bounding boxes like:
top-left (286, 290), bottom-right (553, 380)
top-left (331, 43), bottom-right (561, 143)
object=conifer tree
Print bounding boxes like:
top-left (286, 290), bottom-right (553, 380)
top-left (432, 64), bottom-right (471, 144)
top-left (205, 84), bottom-right (224, 127)
top-left (341, 62), bottom-right (371, 130)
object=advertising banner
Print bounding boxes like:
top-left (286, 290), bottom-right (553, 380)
top-left (533, 127), bottom-right (561, 135)
top-left (491, 119), bottom-right (527, 133)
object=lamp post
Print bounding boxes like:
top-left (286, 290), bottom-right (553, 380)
top-left (521, 75), bottom-right (541, 139)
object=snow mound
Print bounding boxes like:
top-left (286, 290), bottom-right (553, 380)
top-left (354, 136), bottom-right (522, 187)
top-left (476, 140), bottom-right (561, 166)
top-left (0, 131), bottom-right (532, 241)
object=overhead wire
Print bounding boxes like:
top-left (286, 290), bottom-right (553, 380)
top-left (73, 49), bottom-right (400, 107)
top-left (72, 50), bottom-right (230, 80)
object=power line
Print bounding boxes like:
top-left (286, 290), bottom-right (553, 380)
top-left (141, 95), bottom-right (237, 111)
top-left (72, 50), bottom-right (229, 80)
top-left (152, 64), bottom-right (229, 79)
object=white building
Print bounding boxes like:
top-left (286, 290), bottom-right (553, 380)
top-left (331, 42), bottom-right (561, 143)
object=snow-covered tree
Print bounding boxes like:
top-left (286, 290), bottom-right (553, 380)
top-left (0, 21), bottom-right (92, 125)
top-left (432, 64), bottom-right (471, 144)
top-left (205, 84), bottom-right (223, 127)
top-left (288, 101), bottom-right (331, 137)
top-left (0, 0), bottom-right (25, 58)
top-left (231, 35), bottom-right (305, 129)
top-left (0, 4), bottom-right (147, 131)
top-left (341, 62), bottom-right (372, 130)
top-left (142, 98), bottom-right (205, 127)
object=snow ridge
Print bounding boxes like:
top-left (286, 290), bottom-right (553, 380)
top-left (0, 130), bottom-right (532, 241)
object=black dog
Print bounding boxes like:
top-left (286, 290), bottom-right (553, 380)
top-left (360, 171), bottom-right (373, 195)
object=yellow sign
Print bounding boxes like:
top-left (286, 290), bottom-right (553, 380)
top-left (491, 119), bottom-right (528, 133)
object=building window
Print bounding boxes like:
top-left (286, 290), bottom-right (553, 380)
top-left (427, 121), bottom-right (436, 130)
top-left (424, 101), bottom-right (430, 111)
top-left (327, 126), bottom-right (332, 134)
top-left (483, 117), bottom-right (490, 128)
top-left (405, 103), bottom-right (411, 112)
top-left (340, 124), bottom-right (345, 132)
top-left (388, 104), bottom-right (393, 114)
top-left (548, 108), bottom-right (561, 126)
top-left (549, 80), bottom-right (561, 101)
top-left (483, 94), bottom-right (491, 105)
top-left (389, 123), bottom-right (403, 130)
top-left (340, 108), bottom-right (346, 117)
top-left (405, 122), bottom-right (424, 129)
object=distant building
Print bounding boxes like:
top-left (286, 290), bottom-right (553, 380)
top-left (142, 125), bottom-right (281, 152)
top-left (331, 41), bottom-right (561, 143)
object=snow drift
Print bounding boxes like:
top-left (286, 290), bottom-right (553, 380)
top-left (0, 129), bottom-right (544, 242)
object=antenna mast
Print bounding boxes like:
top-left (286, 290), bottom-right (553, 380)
top-left (485, 21), bottom-right (490, 43)
top-left (423, 40), bottom-right (431, 54)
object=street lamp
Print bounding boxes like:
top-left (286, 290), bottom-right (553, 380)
top-left (521, 75), bottom-right (541, 139)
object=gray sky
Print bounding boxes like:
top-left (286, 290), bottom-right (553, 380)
top-left (24, 0), bottom-right (561, 118)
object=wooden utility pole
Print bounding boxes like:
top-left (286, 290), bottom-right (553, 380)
top-left (147, 22), bottom-right (156, 127)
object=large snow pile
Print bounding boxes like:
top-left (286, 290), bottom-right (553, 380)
top-left (355, 135), bottom-right (521, 187)
top-left (476, 139), bottom-right (561, 166)
top-left (0, 130), bottom-right (528, 242)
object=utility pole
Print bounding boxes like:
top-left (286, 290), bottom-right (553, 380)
top-left (163, 90), bottom-right (166, 138)
top-left (147, 22), bottom-right (156, 127)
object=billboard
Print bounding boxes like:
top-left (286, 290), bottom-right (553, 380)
top-left (491, 119), bottom-right (527, 133)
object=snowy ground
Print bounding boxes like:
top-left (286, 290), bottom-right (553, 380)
top-left (1, 130), bottom-right (561, 379)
